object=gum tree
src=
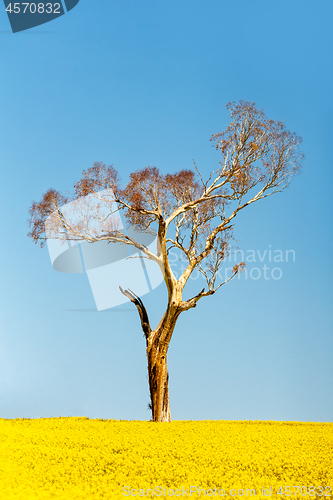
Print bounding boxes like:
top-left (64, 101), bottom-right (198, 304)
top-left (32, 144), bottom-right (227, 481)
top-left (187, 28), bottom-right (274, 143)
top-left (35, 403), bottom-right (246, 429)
top-left (28, 101), bottom-right (303, 422)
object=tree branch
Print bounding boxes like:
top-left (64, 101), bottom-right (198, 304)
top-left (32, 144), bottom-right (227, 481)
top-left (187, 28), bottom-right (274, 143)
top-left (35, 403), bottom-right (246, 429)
top-left (180, 268), bottom-right (241, 311)
top-left (119, 287), bottom-right (151, 340)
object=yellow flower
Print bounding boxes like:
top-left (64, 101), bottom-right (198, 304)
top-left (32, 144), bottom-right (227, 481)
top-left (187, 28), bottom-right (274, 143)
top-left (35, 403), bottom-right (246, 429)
top-left (0, 418), bottom-right (331, 499)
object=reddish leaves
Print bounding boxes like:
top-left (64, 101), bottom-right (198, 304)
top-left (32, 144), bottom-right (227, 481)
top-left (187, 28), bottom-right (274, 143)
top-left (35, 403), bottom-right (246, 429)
top-left (121, 167), bottom-right (204, 229)
top-left (232, 262), bottom-right (246, 274)
top-left (74, 162), bottom-right (120, 198)
top-left (28, 189), bottom-right (69, 247)
top-left (210, 100), bottom-right (303, 198)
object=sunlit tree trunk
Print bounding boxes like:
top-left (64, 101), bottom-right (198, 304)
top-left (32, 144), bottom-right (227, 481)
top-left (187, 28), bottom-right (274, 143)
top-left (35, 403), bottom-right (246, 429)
top-left (146, 297), bottom-right (181, 422)
top-left (119, 286), bottom-right (183, 422)
top-left (147, 346), bottom-right (171, 422)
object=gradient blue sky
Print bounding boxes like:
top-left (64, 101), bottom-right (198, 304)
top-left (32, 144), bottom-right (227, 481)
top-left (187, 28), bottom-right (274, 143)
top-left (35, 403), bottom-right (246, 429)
top-left (0, 0), bottom-right (332, 422)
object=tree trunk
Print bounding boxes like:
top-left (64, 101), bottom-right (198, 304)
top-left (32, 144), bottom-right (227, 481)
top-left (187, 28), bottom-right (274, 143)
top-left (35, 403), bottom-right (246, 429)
top-left (147, 345), bottom-right (171, 422)
top-left (146, 306), bottom-right (181, 422)
top-left (119, 286), bottom-right (181, 423)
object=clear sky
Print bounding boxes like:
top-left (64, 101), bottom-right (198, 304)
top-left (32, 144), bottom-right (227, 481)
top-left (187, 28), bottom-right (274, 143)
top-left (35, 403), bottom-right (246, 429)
top-left (0, 0), bottom-right (332, 422)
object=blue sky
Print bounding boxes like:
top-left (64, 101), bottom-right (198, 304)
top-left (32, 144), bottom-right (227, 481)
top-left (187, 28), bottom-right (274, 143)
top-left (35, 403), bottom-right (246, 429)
top-left (0, 0), bottom-right (332, 422)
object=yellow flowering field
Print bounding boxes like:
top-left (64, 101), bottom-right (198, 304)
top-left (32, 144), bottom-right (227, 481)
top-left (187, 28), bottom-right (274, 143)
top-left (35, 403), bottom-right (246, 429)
top-left (0, 418), bottom-right (332, 500)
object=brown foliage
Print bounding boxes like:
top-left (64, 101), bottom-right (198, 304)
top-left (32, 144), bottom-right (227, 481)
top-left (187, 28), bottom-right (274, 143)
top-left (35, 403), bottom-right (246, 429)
top-left (74, 162), bottom-right (120, 198)
top-left (210, 100), bottom-right (303, 197)
top-left (120, 167), bottom-right (204, 228)
top-left (28, 189), bottom-right (69, 247)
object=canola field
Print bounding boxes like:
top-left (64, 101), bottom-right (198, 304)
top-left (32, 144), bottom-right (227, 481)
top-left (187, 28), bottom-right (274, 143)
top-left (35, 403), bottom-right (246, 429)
top-left (0, 418), bottom-right (332, 500)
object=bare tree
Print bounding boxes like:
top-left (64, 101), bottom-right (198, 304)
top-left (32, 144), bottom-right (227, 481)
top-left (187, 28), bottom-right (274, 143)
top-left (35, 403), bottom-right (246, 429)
top-left (28, 101), bottom-right (303, 422)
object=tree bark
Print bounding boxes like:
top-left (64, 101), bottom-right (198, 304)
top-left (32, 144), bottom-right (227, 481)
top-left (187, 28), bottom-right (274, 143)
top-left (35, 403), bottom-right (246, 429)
top-left (147, 347), bottom-right (171, 422)
top-left (119, 286), bottom-right (181, 422)
top-left (146, 304), bottom-right (181, 422)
